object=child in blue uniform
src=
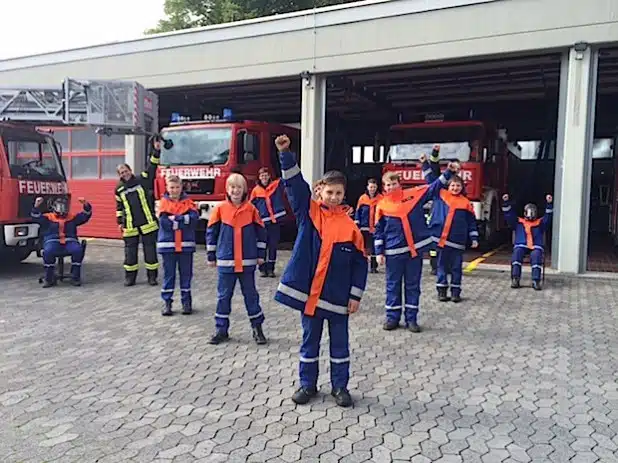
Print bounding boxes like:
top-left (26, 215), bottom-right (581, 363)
top-left (420, 157), bottom-right (479, 302)
top-left (31, 196), bottom-right (92, 287)
top-left (207, 173), bottom-right (268, 345)
top-left (250, 167), bottom-right (287, 278)
top-left (273, 134), bottom-right (368, 408)
top-left (375, 165), bottom-right (457, 332)
top-left (502, 193), bottom-right (553, 290)
top-left (157, 175), bottom-right (199, 316)
top-left (355, 178), bottom-right (383, 273)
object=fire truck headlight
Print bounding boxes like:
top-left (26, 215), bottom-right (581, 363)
top-left (14, 226), bottom-right (29, 237)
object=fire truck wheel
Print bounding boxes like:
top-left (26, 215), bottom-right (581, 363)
top-left (6, 248), bottom-right (32, 263)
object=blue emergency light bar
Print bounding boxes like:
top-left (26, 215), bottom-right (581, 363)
top-left (170, 108), bottom-right (233, 124)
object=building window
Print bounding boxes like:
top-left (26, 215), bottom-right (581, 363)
top-left (71, 156), bottom-right (99, 179)
top-left (101, 155), bottom-right (124, 179)
top-left (101, 134), bottom-right (125, 151)
top-left (71, 128), bottom-right (98, 152)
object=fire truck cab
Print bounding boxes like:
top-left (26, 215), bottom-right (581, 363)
top-left (154, 113), bottom-right (300, 232)
top-left (382, 118), bottom-right (513, 246)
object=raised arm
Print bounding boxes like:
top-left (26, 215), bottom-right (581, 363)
top-left (418, 163), bottom-right (455, 203)
top-left (276, 135), bottom-right (311, 223)
top-left (30, 197), bottom-right (50, 226)
top-left (73, 199), bottom-right (93, 226)
top-left (139, 140), bottom-right (161, 192)
top-left (541, 194), bottom-right (553, 230)
top-left (501, 194), bottom-right (518, 228)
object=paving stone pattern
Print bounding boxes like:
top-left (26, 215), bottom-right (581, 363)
top-left (1, 243), bottom-right (618, 462)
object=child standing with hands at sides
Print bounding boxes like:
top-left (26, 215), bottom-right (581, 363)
top-left (157, 175), bottom-right (199, 316)
top-left (274, 134), bottom-right (368, 408)
top-left (502, 193), bottom-right (553, 290)
top-left (206, 173), bottom-right (268, 345)
top-left (375, 163), bottom-right (458, 332)
top-left (420, 154), bottom-right (479, 303)
top-left (355, 178), bottom-right (383, 273)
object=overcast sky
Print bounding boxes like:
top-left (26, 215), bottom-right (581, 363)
top-left (0, 0), bottom-right (166, 60)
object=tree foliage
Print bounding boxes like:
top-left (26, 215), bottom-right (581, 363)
top-left (146, 0), bottom-right (356, 34)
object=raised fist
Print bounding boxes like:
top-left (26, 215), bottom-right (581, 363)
top-left (419, 154), bottom-right (427, 163)
top-left (275, 135), bottom-right (290, 152)
top-left (78, 197), bottom-right (87, 205)
top-left (447, 162), bottom-right (460, 172)
top-left (34, 197), bottom-right (44, 208)
top-left (502, 194), bottom-right (509, 202)
top-left (546, 194), bottom-right (553, 203)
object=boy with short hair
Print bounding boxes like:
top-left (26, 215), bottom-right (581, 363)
top-left (355, 178), bottom-right (383, 273)
top-left (250, 167), bottom-right (287, 278)
top-left (502, 193), bottom-right (553, 290)
top-left (31, 196), bottom-right (92, 287)
top-left (157, 175), bottom-right (199, 316)
top-left (274, 134), bottom-right (368, 408)
top-left (207, 173), bottom-right (268, 345)
top-left (420, 157), bottom-right (479, 302)
top-left (375, 165), bottom-right (457, 332)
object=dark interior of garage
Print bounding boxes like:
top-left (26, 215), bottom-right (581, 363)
top-left (156, 47), bottom-right (618, 271)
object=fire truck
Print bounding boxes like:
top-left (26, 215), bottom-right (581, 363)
top-left (0, 78), bottom-right (157, 262)
top-left (153, 113), bottom-right (300, 233)
top-left (382, 118), bottom-right (515, 246)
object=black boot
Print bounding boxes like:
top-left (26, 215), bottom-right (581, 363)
top-left (407, 321), bottom-right (422, 333)
top-left (451, 293), bottom-right (462, 303)
top-left (259, 269), bottom-right (268, 278)
top-left (382, 319), bottom-right (399, 331)
top-left (438, 287), bottom-right (450, 302)
top-left (42, 278), bottom-right (56, 288)
top-left (209, 331), bottom-right (229, 345)
top-left (70, 279), bottom-right (82, 287)
top-left (292, 387), bottom-right (317, 405)
top-left (331, 388), bottom-right (353, 407)
top-left (182, 301), bottom-right (192, 315)
top-left (162, 300), bottom-right (173, 316)
top-left (532, 280), bottom-right (542, 291)
top-left (124, 271), bottom-right (136, 287)
top-left (370, 257), bottom-right (378, 274)
top-left (430, 256), bottom-right (438, 275)
top-left (252, 325), bottom-right (267, 344)
top-left (147, 269), bottom-right (158, 286)
top-left (511, 278), bottom-right (520, 289)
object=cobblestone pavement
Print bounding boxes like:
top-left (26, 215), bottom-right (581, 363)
top-left (2, 243), bottom-right (618, 463)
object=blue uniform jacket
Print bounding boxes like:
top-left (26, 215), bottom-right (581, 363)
top-left (31, 203), bottom-right (92, 244)
top-left (374, 171), bottom-right (452, 259)
top-left (274, 150), bottom-right (368, 319)
top-left (249, 179), bottom-right (287, 224)
top-left (503, 200), bottom-right (553, 250)
top-left (354, 192), bottom-right (383, 233)
top-left (206, 199), bottom-right (266, 273)
top-left (157, 193), bottom-right (199, 254)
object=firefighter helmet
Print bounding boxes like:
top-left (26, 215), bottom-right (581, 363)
top-left (523, 203), bottom-right (538, 221)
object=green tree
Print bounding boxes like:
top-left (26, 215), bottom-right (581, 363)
top-left (146, 0), bottom-right (355, 34)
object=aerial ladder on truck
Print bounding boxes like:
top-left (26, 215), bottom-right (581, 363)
top-left (0, 78), bottom-right (158, 262)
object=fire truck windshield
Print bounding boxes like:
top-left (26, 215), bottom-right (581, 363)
top-left (3, 134), bottom-right (65, 180)
top-left (387, 125), bottom-right (483, 162)
top-left (160, 127), bottom-right (232, 166)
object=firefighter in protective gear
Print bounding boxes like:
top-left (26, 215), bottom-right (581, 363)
top-left (157, 175), bottom-right (199, 316)
top-left (502, 193), bottom-right (553, 290)
top-left (274, 135), bottom-right (367, 408)
top-left (250, 167), bottom-right (288, 278)
top-left (355, 178), bottom-right (383, 273)
top-left (115, 140), bottom-right (161, 286)
top-left (207, 173), bottom-right (268, 346)
top-left (375, 166), bottom-right (456, 332)
top-left (424, 146), bottom-right (442, 274)
top-left (31, 196), bottom-right (92, 287)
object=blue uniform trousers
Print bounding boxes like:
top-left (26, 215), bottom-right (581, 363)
top-left (216, 271), bottom-right (265, 333)
top-left (259, 223), bottom-right (281, 274)
top-left (161, 253), bottom-right (193, 304)
top-left (511, 247), bottom-right (543, 281)
top-left (43, 240), bottom-right (83, 282)
top-left (299, 313), bottom-right (350, 390)
top-left (385, 255), bottom-right (422, 325)
top-left (436, 247), bottom-right (464, 297)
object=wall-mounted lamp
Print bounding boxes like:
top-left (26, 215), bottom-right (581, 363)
top-left (300, 71), bottom-right (312, 86)
top-left (573, 41), bottom-right (589, 60)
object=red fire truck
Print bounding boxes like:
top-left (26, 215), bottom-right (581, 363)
top-left (153, 114), bottom-right (300, 233)
top-left (382, 119), bottom-right (514, 246)
top-left (0, 78), bottom-right (157, 262)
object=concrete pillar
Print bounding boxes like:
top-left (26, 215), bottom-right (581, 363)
top-left (125, 135), bottom-right (147, 172)
top-left (300, 73), bottom-right (326, 186)
top-left (553, 45), bottom-right (599, 274)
